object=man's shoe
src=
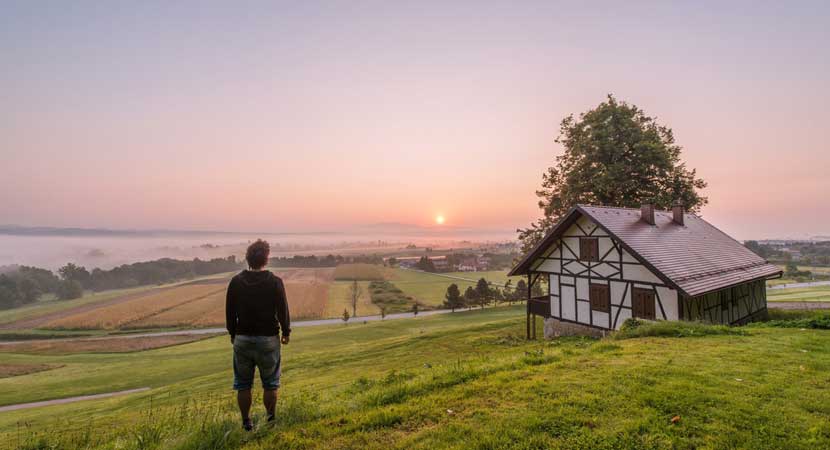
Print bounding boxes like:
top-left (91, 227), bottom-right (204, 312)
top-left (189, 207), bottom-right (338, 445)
top-left (267, 413), bottom-right (276, 422)
top-left (242, 418), bottom-right (253, 431)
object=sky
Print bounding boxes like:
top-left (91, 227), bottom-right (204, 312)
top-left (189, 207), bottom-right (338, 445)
top-left (1, 1), bottom-right (828, 240)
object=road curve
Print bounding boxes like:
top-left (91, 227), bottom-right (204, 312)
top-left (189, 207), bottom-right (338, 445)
top-left (0, 388), bottom-right (151, 412)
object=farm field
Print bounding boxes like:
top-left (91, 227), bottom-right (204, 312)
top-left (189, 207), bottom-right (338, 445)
top-left (768, 285), bottom-right (830, 302)
top-left (0, 334), bottom-right (214, 355)
top-left (388, 268), bottom-right (517, 307)
top-left (333, 263), bottom-right (385, 281)
top-left (0, 285), bottom-right (154, 329)
top-left (325, 280), bottom-right (377, 318)
top-left (0, 271), bottom-right (239, 331)
top-left (45, 284), bottom-right (227, 330)
top-left (1, 306), bottom-right (829, 449)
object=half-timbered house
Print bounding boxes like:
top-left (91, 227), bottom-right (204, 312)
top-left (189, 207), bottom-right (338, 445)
top-left (510, 204), bottom-right (782, 338)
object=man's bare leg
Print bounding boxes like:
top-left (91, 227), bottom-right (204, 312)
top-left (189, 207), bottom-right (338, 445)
top-left (264, 388), bottom-right (278, 420)
top-left (237, 389), bottom-right (252, 428)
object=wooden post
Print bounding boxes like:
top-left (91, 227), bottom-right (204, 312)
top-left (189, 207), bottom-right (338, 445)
top-left (527, 274), bottom-right (532, 340)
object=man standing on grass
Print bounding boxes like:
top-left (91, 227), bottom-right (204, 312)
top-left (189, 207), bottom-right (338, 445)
top-left (226, 239), bottom-right (291, 431)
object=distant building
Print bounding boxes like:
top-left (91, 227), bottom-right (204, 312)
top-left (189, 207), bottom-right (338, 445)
top-left (510, 204), bottom-right (782, 339)
top-left (432, 257), bottom-right (449, 271)
top-left (458, 257), bottom-right (479, 272)
top-left (396, 257), bottom-right (420, 269)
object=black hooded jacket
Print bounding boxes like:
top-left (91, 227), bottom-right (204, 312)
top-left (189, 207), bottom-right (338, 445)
top-left (225, 270), bottom-right (291, 338)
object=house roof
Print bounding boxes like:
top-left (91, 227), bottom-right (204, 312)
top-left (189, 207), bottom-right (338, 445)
top-left (509, 204), bottom-right (782, 298)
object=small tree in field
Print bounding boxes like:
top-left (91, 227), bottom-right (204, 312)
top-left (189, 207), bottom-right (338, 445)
top-left (380, 306), bottom-right (387, 320)
top-left (493, 287), bottom-right (505, 306)
top-left (348, 280), bottom-right (362, 318)
top-left (503, 280), bottom-right (513, 303)
top-left (443, 283), bottom-right (463, 312)
top-left (475, 278), bottom-right (490, 308)
top-left (411, 303), bottom-right (419, 316)
top-left (515, 279), bottom-right (528, 302)
top-left (342, 308), bottom-right (350, 324)
top-left (464, 286), bottom-right (478, 310)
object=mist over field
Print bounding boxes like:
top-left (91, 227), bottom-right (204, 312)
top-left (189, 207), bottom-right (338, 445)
top-left (0, 225), bottom-right (515, 270)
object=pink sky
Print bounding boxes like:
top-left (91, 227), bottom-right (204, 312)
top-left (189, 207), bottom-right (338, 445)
top-left (2, 2), bottom-right (828, 240)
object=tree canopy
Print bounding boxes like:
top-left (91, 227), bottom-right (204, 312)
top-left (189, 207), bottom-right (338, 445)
top-left (443, 283), bottom-right (464, 311)
top-left (518, 95), bottom-right (707, 254)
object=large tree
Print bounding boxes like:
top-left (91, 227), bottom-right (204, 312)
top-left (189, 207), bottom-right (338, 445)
top-left (518, 95), bottom-right (707, 254)
top-left (443, 283), bottom-right (464, 312)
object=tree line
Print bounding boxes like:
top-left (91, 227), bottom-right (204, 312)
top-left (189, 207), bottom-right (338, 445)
top-left (269, 254), bottom-right (385, 268)
top-left (745, 240), bottom-right (830, 266)
top-left (0, 256), bottom-right (242, 310)
top-left (442, 278), bottom-right (544, 311)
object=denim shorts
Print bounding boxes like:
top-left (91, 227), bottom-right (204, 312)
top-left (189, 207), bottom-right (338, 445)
top-left (232, 335), bottom-right (281, 391)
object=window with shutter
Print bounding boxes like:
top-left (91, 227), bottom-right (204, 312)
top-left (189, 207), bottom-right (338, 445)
top-left (579, 237), bottom-right (599, 262)
top-left (632, 288), bottom-right (656, 320)
top-left (589, 283), bottom-right (610, 313)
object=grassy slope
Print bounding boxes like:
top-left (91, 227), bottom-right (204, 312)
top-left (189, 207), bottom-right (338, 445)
top-left (2, 307), bottom-right (829, 449)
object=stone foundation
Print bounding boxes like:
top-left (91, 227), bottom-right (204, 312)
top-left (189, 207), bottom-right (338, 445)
top-left (544, 317), bottom-right (609, 338)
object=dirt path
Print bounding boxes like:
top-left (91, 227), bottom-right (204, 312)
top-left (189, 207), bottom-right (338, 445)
top-left (0, 388), bottom-right (150, 412)
top-left (0, 277), bottom-right (231, 331)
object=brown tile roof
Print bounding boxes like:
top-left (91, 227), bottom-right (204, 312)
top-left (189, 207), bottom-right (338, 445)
top-left (510, 205), bottom-right (782, 297)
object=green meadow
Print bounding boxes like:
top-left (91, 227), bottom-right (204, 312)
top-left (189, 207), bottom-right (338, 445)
top-left (768, 285), bottom-right (830, 303)
top-left (388, 269), bottom-right (521, 307)
top-left (2, 306), bottom-right (829, 449)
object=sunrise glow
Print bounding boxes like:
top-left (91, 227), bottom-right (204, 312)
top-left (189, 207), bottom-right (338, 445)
top-left (435, 215), bottom-right (445, 225)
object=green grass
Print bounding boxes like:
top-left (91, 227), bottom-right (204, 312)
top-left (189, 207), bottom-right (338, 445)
top-left (387, 269), bottom-right (519, 307)
top-left (2, 306), bottom-right (830, 449)
top-left (768, 285), bottom-right (830, 302)
top-left (613, 318), bottom-right (748, 339)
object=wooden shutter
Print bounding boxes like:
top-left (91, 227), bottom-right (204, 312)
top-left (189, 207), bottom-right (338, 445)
top-left (632, 288), bottom-right (656, 320)
top-left (580, 238), bottom-right (599, 262)
top-left (589, 283), bottom-right (610, 313)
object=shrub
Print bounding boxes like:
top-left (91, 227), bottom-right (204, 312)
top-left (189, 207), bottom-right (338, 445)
top-left (613, 320), bottom-right (747, 340)
top-left (56, 279), bottom-right (84, 300)
top-left (751, 313), bottom-right (830, 330)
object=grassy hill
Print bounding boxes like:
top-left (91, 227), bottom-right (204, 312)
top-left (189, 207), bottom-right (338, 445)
top-left (2, 306), bottom-right (829, 449)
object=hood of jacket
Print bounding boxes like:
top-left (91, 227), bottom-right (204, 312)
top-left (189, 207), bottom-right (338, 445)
top-left (238, 269), bottom-right (273, 286)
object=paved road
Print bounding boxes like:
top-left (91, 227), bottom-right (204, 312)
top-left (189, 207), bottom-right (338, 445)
top-left (0, 308), bottom-right (459, 346)
top-left (0, 388), bottom-right (151, 413)
top-left (769, 280), bottom-right (830, 290)
top-left (768, 301), bottom-right (830, 310)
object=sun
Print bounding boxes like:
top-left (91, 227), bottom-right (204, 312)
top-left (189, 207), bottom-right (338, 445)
top-left (435, 215), bottom-right (445, 225)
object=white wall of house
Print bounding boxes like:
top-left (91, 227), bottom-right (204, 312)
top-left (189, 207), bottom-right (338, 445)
top-left (530, 215), bottom-right (679, 330)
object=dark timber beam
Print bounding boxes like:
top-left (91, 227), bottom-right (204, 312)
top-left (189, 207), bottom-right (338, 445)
top-left (526, 274), bottom-right (531, 339)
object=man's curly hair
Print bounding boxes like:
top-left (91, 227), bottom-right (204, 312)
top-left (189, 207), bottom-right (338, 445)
top-left (245, 239), bottom-right (270, 270)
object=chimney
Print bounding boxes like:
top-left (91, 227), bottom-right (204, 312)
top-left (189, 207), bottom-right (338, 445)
top-left (672, 201), bottom-right (685, 226)
top-left (640, 203), bottom-right (655, 225)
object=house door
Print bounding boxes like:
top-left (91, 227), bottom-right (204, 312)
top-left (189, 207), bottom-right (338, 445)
top-left (632, 288), bottom-right (656, 320)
